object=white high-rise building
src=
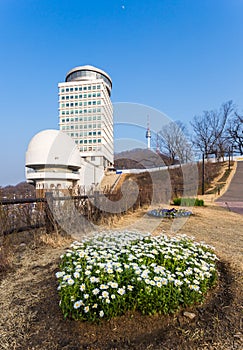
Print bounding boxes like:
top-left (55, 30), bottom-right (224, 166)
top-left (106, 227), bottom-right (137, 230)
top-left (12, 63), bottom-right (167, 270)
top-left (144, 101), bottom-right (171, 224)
top-left (58, 65), bottom-right (113, 170)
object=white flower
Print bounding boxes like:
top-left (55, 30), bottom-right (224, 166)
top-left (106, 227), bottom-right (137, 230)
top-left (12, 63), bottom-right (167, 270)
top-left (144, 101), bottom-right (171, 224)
top-left (84, 306), bottom-right (89, 313)
top-left (189, 284), bottom-right (200, 291)
top-left (92, 303), bottom-right (98, 308)
top-left (100, 284), bottom-right (108, 290)
top-left (99, 310), bottom-right (104, 317)
top-left (161, 278), bottom-right (168, 285)
top-left (117, 288), bottom-right (125, 295)
top-left (67, 278), bottom-right (74, 286)
top-left (111, 294), bottom-right (116, 299)
top-left (174, 279), bottom-right (183, 287)
top-left (55, 271), bottom-right (65, 278)
top-left (109, 282), bottom-right (118, 289)
top-left (102, 291), bottom-right (109, 298)
top-left (92, 288), bottom-right (99, 295)
top-left (74, 271), bottom-right (80, 279)
top-left (127, 285), bottom-right (134, 291)
top-left (80, 283), bottom-right (86, 291)
top-left (63, 274), bottom-right (71, 281)
top-left (84, 293), bottom-right (89, 299)
top-left (90, 276), bottom-right (98, 283)
top-left (74, 300), bottom-right (82, 309)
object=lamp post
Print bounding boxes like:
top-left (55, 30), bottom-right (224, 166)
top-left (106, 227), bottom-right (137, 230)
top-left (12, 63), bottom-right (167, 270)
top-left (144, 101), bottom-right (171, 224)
top-left (228, 147), bottom-right (231, 170)
top-left (202, 153), bottom-right (205, 195)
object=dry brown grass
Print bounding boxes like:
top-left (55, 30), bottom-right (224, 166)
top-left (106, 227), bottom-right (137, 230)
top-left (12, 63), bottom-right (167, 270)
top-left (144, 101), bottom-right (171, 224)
top-left (0, 202), bottom-right (242, 349)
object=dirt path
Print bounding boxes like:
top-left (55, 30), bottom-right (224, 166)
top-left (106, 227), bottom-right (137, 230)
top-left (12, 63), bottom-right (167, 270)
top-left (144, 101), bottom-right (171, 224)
top-left (0, 205), bottom-right (242, 350)
top-left (216, 161), bottom-right (243, 214)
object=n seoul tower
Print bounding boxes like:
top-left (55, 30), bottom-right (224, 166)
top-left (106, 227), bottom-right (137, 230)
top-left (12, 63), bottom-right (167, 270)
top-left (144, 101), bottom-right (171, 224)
top-left (146, 116), bottom-right (151, 149)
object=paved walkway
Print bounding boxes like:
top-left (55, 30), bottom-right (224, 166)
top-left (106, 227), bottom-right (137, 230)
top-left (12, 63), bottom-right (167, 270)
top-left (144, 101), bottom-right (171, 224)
top-left (216, 161), bottom-right (243, 214)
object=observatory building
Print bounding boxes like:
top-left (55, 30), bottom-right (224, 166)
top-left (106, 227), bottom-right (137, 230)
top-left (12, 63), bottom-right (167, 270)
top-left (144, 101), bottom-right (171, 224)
top-left (25, 65), bottom-right (114, 194)
top-left (25, 130), bottom-right (81, 196)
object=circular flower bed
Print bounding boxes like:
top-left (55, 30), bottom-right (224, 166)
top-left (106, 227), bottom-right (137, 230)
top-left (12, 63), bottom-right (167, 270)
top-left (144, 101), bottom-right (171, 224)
top-left (147, 208), bottom-right (192, 218)
top-left (56, 231), bottom-right (218, 322)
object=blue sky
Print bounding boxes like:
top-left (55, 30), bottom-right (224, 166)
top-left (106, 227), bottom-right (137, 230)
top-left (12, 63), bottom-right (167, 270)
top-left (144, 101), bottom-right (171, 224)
top-left (0, 0), bottom-right (242, 186)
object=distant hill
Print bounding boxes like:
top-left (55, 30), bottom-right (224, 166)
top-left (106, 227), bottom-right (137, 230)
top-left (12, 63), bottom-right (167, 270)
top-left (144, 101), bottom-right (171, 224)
top-left (114, 148), bottom-right (176, 169)
top-left (0, 182), bottom-right (35, 199)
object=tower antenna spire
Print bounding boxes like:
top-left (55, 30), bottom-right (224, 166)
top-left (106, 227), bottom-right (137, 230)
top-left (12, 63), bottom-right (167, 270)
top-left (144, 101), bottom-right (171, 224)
top-left (145, 115), bottom-right (151, 149)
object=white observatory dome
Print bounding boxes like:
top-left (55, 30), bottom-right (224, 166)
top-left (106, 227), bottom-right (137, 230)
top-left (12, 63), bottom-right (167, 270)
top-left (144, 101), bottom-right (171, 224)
top-left (26, 129), bottom-right (81, 169)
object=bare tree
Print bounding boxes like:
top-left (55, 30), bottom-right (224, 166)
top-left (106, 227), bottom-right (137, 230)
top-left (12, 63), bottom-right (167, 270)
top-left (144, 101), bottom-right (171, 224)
top-left (226, 113), bottom-right (243, 155)
top-left (156, 121), bottom-right (193, 164)
top-left (190, 101), bottom-right (234, 158)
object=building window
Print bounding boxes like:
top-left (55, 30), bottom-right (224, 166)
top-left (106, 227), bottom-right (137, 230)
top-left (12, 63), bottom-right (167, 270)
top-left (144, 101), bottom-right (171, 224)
top-left (91, 156), bottom-right (96, 161)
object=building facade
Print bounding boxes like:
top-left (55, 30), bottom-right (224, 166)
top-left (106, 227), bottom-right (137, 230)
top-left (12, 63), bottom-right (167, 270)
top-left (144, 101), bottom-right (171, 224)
top-left (58, 65), bottom-right (114, 170)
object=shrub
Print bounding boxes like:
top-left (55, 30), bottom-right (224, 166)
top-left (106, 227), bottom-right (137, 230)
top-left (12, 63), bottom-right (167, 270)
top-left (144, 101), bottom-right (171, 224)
top-left (56, 231), bottom-right (218, 322)
top-left (173, 197), bottom-right (204, 207)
